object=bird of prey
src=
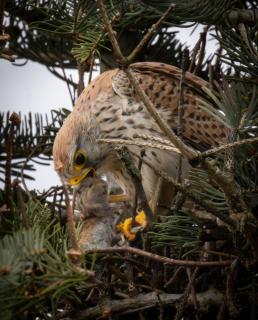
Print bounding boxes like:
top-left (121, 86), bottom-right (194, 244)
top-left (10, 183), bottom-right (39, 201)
top-left (53, 62), bottom-right (228, 206)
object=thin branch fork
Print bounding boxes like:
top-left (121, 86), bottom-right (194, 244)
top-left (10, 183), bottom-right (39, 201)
top-left (86, 246), bottom-right (233, 267)
top-left (126, 4), bottom-right (175, 63)
top-left (97, 0), bottom-right (175, 65)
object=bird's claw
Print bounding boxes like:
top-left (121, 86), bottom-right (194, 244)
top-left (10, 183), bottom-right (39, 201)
top-left (116, 210), bottom-right (147, 241)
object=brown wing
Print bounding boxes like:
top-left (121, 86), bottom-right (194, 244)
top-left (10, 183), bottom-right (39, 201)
top-left (130, 62), bottom-right (228, 148)
top-left (75, 62), bottom-right (228, 148)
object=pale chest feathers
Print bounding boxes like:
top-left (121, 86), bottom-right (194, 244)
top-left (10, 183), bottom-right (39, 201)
top-left (92, 92), bottom-right (172, 140)
top-left (91, 92), bottom-right (186, 200)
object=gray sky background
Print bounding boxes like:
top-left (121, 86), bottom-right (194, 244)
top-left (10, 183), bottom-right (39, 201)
top-left (1, 60), bottom-right (80, 190)
top-left (0, 27), bottom-right (217, 191)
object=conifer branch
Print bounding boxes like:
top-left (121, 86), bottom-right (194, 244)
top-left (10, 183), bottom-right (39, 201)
top-left (86, 246), bottom-right (233, 267)
top-left (200, 136), bottom-right (258, 158)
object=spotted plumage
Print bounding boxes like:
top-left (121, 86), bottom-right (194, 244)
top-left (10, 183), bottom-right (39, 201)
top-left (53, 62), bottom-right (228, 202)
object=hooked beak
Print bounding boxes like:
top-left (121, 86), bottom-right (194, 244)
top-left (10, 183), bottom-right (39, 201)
top-left (69, 167), bottom-right (96, 186)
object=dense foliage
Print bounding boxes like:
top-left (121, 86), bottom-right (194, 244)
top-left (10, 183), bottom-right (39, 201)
top-left (1, 1), bottom-right (258, 319)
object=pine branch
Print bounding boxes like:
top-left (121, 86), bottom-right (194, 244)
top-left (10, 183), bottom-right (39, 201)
top-left (201, 136), bottom-right (258, 158)
top-left (86, 246), bottom-right (233, 267)
top-left (98, 137), bottom-right (181, 153)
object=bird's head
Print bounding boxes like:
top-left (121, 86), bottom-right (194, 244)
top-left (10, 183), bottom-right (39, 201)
top-left (53, 110), bottom-right (103, 187)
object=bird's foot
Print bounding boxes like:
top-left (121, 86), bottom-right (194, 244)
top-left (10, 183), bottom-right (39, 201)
top-left (116, 210), bottom-right (147, 241)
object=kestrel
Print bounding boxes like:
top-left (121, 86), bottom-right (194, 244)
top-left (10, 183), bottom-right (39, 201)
top-left (53, 62), bottom-right (228, 205)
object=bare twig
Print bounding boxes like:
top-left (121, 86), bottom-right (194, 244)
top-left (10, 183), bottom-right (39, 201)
top-left (201, 136), bottom-right (258, 158)
top-left (15, 181), bottom-right (30, 229)
top-left (86, 246), bottom-right (233, 267)
top-left (77, 61), bottom-right (86, 97)
top-left (87, 54), bottom-right (95, 85)
top-left (126, 5), bottom-right (175, 63)
top-left (133, 133), bottom-right (175, 146)
top-left (193, 26), bottom-right (209, 75)
top-left (98, 0), bottom-right (174, 65)
top-left (87, 10), bottom-right (121, 84)
top-left (61, 67), bottom-right (75, 105)
top-left (174, 267), bottom-right (199, 320)
top-left (20, 142), bottom-right (48, 199)
top-left (98, 137), bottom-right (180, 153)
top-left (97, 0), bottom-right (125, 62)
top-left (61, 178), bottom-right (80, 256)
top-left (188, 26), bottom-right (209, 73)
top-left (5, 112), bottom-right (20, 209)
top-left (48, 66), bottom-right (77, 87)
top-left (164, 266), bottom-right (185, 288)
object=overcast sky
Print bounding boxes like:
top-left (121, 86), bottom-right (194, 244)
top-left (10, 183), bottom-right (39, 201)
top-left (0, 60), bottom-right (80, 190)
top-left (0, 27), bottom-right (217, 191)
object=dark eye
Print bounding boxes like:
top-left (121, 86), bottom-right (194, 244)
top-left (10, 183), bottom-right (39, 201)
top-left (75, 153), bottom-right (86, 166)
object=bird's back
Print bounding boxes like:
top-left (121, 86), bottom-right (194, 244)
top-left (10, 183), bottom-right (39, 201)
top-left (76, 62), bottom-right (228, 151)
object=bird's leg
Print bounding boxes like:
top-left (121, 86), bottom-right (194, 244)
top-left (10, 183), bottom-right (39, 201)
top-left (108, 194), bottom-right (129, 203)
top-left (117, 147), bottom-right (155, 223)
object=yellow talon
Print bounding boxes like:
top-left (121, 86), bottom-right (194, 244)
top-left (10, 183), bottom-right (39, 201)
top-left (135, 210), bottom-right (148, 228)
top-left (116, 211), bottom-right (147, 241)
